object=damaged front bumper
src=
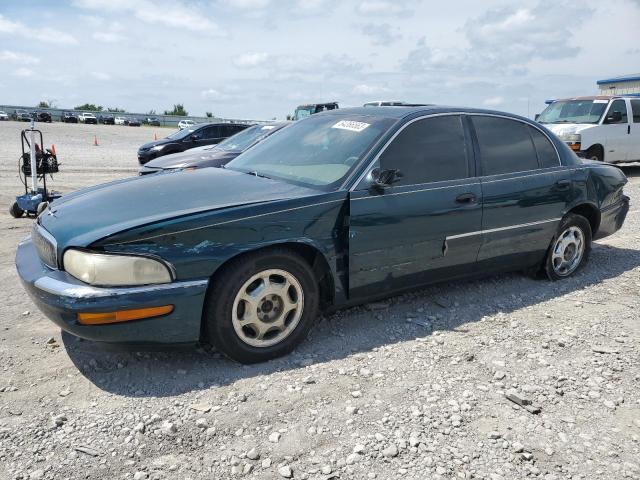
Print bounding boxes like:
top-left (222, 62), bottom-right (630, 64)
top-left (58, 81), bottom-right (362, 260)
top-left (16, 236), bottom-right (209, 345)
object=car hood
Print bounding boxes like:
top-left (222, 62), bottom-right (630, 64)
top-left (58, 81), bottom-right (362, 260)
top-left (142, 148), bottom-right (240, 171)
top-left (39, 167), bottom-right (318, 250)
top-left (139, 137), bottom-right (176, 150)
top-left (543, 123), bottom-right (597, 137)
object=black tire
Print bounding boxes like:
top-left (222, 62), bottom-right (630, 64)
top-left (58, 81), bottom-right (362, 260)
top-left (9, 201), bottom-right (24, 218)
top-left (544, 213), bottom-right (592, 280)
top-left (203, 248), bottom-right (320, 364)
top-left (585, 145), bottom-right (604, 162)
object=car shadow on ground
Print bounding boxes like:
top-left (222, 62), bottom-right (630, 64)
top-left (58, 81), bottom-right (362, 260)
top-left (63, 242), bottom-right (640, 398)
top-left (619, 164), bottom-right (640, 178)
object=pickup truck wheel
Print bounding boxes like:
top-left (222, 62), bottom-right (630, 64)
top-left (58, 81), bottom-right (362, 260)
top-left (203, 249), bottom-right (319, 364)
top-left (585, 145), bottom-right (603, 162)
top-left (544, 214), bottom-right (591, 280)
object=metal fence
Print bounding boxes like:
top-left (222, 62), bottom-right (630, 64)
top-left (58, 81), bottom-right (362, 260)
top-left (0, 104), bottom-right (268, 127)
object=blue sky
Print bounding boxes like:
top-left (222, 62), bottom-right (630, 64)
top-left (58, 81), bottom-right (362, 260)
top-left (0, 0), bottom-right (639, 120)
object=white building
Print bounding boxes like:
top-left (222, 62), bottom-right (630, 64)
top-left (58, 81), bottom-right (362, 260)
top-left (597, 73), bottom-right (640, 96)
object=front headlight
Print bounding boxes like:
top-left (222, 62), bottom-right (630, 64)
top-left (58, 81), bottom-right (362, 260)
top-left (558, 133), bottom-right (581, 143)
top-left (150, 145), bottom-right (166, 151)
top-left (63, 249), bottom-right (173, 287)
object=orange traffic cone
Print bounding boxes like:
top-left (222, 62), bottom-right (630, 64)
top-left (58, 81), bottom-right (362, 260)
top-left (154, 132), bottom-right (158, 140)
top-left (93, 135), bottom-right (99, 147)
top-left (51, 144), bottom-right (57, 155)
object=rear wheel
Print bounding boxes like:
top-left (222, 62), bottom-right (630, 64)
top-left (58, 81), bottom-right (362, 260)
top-left (9, 201), bottom-right (24, 218)
top-left (203, 249), bottom-right (319, 364)
top-left (544, 214), bottom-right (591, 280)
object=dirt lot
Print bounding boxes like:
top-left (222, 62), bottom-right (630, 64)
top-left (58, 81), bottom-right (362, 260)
top-left (1, 120), bottom-right (639, 480)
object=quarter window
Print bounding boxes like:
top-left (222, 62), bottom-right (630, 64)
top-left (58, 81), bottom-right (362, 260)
top-left (631, 100), bottom-right (640, 123)
top-left (605, 99), bottom-right (628, 124)
top-left (528, 126), bottom-right (559, 168)
top-left (472, 116), bottom-right (538, 176)
top-left (379, 115), bottom-right (469, 185)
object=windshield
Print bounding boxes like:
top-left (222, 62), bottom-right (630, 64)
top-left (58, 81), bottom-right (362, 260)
top-left (216, 124), bottom-right (279, 152)
top-left (538, 100), bottom-right (608, 124)
top-left (226, 114), bottom-right (394, 190)
top-left (294, 108), bottom-right (313, 121)
top-left (167, 127), bottom-right (196, 140)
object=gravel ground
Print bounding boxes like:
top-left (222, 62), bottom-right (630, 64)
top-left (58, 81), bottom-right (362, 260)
top-left (1, 121), bottom-right (639, 480)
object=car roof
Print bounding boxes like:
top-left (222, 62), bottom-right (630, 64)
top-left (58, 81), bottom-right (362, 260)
top-left (552, 95), bottom-right (637, 102)
top-left (313, 105), bottom-right (534, 122)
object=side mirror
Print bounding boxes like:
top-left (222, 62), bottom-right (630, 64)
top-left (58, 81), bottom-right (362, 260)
top-left (605, 111), bottom-right (623, 124)
top-left (191, 134), bottom-right (201, 141)
top-left (369, 168), bottom-right (402, 191)
top-left (534, 114), bottom-right (540, 121)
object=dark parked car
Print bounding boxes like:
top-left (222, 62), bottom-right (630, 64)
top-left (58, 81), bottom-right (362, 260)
top-left (146, 117), bottom-right (161, 126)
top-left (35, 111), bottom-right (52, 122)
top-left (137, 122), bottom-right (251, 164)
top-left (13, 109), bottom-right (32, 121)
top-left (128, 118), bottom-right (141, 127)
top-left (139, 122), bottom-right (289, 174)
top-left (99, 114), bottom-right (115, 125)
top-left (62, 111), bottom-right (78, 123)
top-left (16, 106), bottom-right (629, 364)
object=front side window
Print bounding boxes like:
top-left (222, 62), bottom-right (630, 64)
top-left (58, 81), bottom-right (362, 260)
top-left (473, 116), bottom-right (538, 176)
top-left (605, 99), bottom-right (628, 124)
top-left (202, 126), bottom-right (222, 139)
top-left (227, 114), bottom-right (394, 190)
top-left (379, 115), bottom-right (469, 185)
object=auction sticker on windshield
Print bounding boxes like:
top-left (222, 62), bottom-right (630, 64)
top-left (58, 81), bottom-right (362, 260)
top-left (332, 120), bottom-right (370, 132)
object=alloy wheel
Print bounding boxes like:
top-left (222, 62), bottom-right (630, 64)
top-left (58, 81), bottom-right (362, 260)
top-left (232, 269), bottom-right (304, 348)
top-left (551, 226), bottom-right (585, 276)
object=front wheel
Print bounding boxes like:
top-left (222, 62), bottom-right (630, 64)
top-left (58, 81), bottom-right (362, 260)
top-left (203, 249), bottom-right (319, 364)
top-left (9, 201), bottom-right (24, 218)
top-left (544, 214), bottom-right (592, 280)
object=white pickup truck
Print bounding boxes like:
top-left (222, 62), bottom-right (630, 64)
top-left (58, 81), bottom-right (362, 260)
top-left (537, 96), bottom-right (640, 163)
top-left (77, 112), bottom-right (98, 124)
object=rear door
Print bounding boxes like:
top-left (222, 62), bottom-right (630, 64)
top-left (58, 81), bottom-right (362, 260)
top-left (600, 99), bottom-right (630, 162)
top-left (348, 114), bottom-right (483, 298)
top-left (471, 115), bottom-right (572, 268)
top-left (629, 99), bottom-right (640, 161)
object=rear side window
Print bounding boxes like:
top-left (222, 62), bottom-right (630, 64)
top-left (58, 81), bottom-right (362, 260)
top-left (472, 116), bottom-right (538, 176)
top-left (379, 115), bottom-right (469, 185)
top-left (631, 100), bottom-right (640, 123)
top-left (528, 126), bottom-right (559, 168)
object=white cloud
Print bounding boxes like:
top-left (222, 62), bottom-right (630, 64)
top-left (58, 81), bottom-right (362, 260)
top-left (90, 71), bottom-right (111, 81)
top-left (0, 50), bottom-right (40, 65)
top-left (483, 96), bottom-right (504, 107)
top-left (352, 84), bottom-right (390, 95)
top-left (361, 23), bottom-right (401, 45)
top-left (234, 52), bottom-right (270, 68)
top-left (222, 0), bottom-right (271, 8)
top-left (93, 31), bottom-right (124, 43)
top-left (73, 0), bottom-right (224, 34)
top-left (357, 1), bottom-right (412, 16)
top-left (14, 67), bottom-right (34, 78)
top-left (0, 14), bottom-right (76, 44)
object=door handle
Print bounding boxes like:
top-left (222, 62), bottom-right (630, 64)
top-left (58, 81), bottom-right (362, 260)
top-left (455, 193), bottom-right (476, 204)
top-left (555, 179), bottom-right (571, 189)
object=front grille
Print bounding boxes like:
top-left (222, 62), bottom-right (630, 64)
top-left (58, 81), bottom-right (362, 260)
top-left (32, 225), bottom-right (58, 269)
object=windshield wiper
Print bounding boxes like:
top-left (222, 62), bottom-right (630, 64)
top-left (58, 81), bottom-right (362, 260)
top-left (249, 170), bottom-right (271, 179)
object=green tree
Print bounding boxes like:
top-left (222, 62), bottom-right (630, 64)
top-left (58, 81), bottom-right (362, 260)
top-left (74, 103), bottom-right (103, 112)
top-left (37, 101), bottom-right (49, 108)
top-left (147, 109), bottom-right (157, 115)
top-left (163, 104), bottom-right (188, 116)
top-left (205, 112), bottom-right (213, 118)
top-left (107, 107), bottom-right (126, 113)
